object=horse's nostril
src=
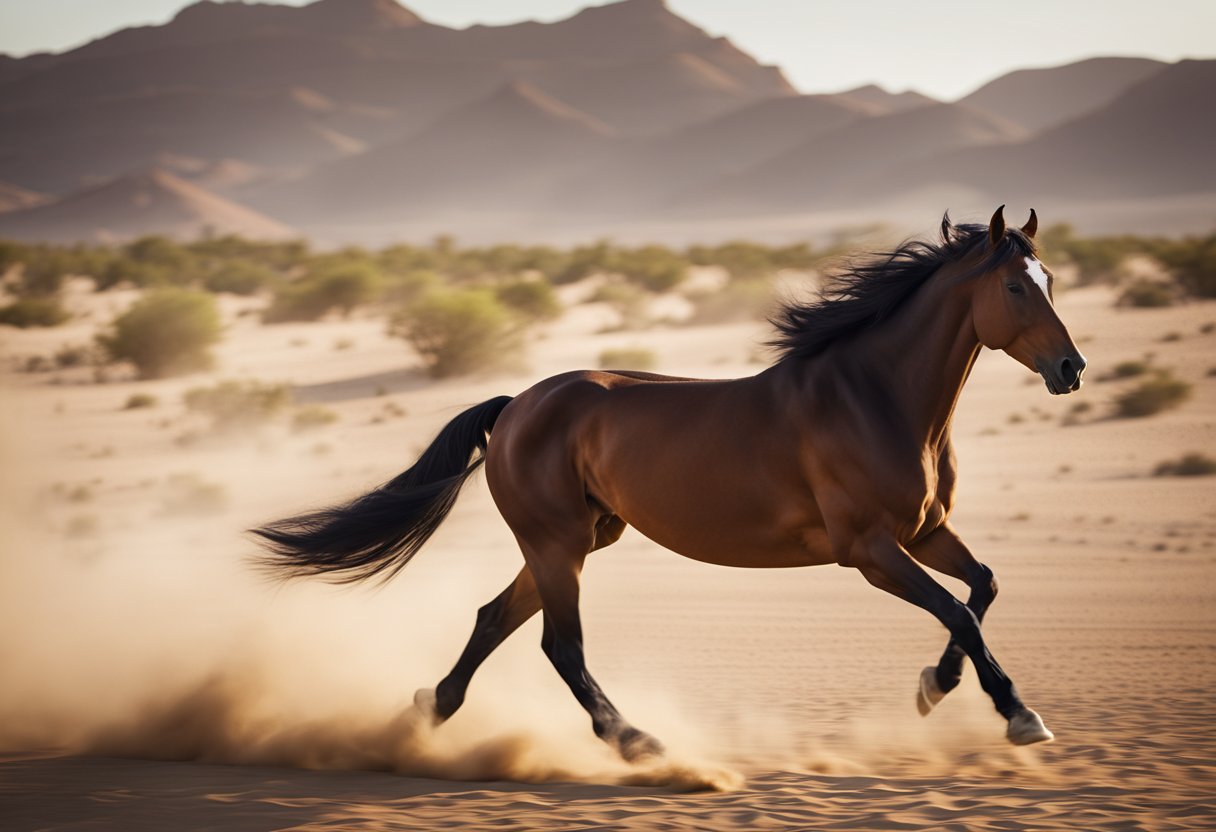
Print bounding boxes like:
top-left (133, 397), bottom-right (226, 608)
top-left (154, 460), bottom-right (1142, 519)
top-left (1059, 357), bottom-right (1077, 384)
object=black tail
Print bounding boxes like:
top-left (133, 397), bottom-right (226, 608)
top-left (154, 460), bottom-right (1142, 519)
top-left (252, 395), bottom-right (513, 584)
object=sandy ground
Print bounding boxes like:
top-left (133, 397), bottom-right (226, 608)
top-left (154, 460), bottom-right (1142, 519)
top-left (1, 279), bottom-right (1214, 830)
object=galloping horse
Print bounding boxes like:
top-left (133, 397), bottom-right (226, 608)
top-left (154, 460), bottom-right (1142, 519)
top-left (255, 207), bottom-right (1087, 761)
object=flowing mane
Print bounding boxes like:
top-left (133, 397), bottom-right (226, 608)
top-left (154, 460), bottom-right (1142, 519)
top-left (770, 215), bottom-right (1038, 361)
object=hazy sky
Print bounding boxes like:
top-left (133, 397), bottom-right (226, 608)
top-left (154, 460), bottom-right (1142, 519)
top-left (2, 0), bottom-right (1213, 99)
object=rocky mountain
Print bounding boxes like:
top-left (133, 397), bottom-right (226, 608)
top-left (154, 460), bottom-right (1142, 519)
top-left (0, 0), bottom-right (1207, 243)
top-left (958, 56), bottom-right (1166, 133)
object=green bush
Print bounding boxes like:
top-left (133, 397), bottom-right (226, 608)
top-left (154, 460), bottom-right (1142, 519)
top-left (0, 297), bottom-right (70, 328)
top-left (495, 279), bottom-right (561, 322)
top-left (1154, 452), bottom-right (1216, 477)
top-left (598, 347), bottom-right (657, 371)
top-left (389, 288), bottom-right (521, 378)
top-left (184, 380), bottom-right (291, 430)
top-left (612, 245), bottom-right (688, 292)
top-left (204, 260), bottom-right (277, 295)
top-left (1151, 233), bottom-right (1216, 298)
top-left (1118, 280), bottom-right (1176, 308)
top-left (1112, 371), bottom-right (1192, 418)
top-left (264, 262), bottom-right (381, 322)
top-left (99, 288), bottom-right (221, 378)
top-left (380, 269), bottom-right (439, 306)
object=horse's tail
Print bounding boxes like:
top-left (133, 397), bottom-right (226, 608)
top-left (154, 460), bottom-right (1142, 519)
top-left (251, 395), bottom-right (513, 584)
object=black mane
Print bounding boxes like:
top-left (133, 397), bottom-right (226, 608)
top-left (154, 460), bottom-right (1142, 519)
top-left (771, 215), bottom-right (1037, 361)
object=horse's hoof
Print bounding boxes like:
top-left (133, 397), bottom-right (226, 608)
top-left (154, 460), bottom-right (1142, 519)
top-left (916, 666), bottom-right (946, 716)
top-left (412, 688), bottom-right (441, 726)
top-left (1006, 708), bottom-right (1054, 745)
top-left (615, 727), bottom-right (665, 763)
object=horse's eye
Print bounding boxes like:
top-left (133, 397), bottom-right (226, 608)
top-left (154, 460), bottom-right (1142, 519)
top-left (1006, 282), bottom-right (1024, 295)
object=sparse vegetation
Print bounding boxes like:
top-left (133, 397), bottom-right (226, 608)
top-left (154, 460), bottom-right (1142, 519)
top-left (1101, 360), bottom-right (1150, 381)
top-left (203, 260), bottom-right (277, 295)
top-left (264, 261), bottom-right (381, 322)
top-left (123, 393), bottom-right (158, 410)
top-left (183, 380), bottom-right (291, 430)
top-left (0, 297), bottom-right (70, 328)
top-left (1118, 280), bottom-right (1176, 308)
top-left (685, 279), bottom-right (776, 325)
top-left (599, 347), bottom-right (657, 371)
top-left (388, 288), bottom-right (522, 378)
top-left (495, 278), bottom-right (561, 322)
top-left (160, 473), bottom-right (229, 516)
top-left (1154, 453), bottom-right (1216, 477)
top-left (98, 288), bottom-right (221, 378)
top-left (1112, 371), bottom-right (1192, 418)
top-left (292, 405), bottom-right (338, 432)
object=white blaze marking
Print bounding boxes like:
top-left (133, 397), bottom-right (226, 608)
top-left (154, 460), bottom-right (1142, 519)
top-left (1024, 257), bottom-right (1051, 300)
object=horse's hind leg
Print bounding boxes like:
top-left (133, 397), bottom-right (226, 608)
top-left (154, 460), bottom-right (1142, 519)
top-left (418, 567), bottom-right (541, 722)
top-left (526, 544), bottom-right (664, 762)
top-left (907, 526), bottom-right (999, 715)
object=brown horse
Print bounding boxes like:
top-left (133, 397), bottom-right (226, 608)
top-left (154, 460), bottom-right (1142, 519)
top-left (255, 207), bottom-right (1087, 761)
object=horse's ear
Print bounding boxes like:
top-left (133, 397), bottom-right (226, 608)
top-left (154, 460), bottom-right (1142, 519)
top-left (940, 211), bottom-right (953, 241)
top-left (988, 204), bottom-right (1006, 247)
top-left (1021, 208), bottom-right (1038, 239)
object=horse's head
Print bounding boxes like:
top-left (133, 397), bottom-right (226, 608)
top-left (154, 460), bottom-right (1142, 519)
top-left (971, 206), bottom-right (1087, 395)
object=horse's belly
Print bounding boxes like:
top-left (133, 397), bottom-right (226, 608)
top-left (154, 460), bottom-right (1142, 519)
top-left (615, 500), bottom-right (834, 569)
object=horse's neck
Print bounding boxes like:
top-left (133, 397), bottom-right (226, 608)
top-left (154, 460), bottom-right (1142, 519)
top-left (855, 269), bottom-right (981, 449)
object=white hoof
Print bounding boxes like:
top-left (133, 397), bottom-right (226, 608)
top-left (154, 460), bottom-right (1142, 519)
top-left (1007, 708), bottom-right (1054, 745)
top-left (916, 666), bottom-right (946, 716)
top-left (412, 688), bottom-right (440, 725)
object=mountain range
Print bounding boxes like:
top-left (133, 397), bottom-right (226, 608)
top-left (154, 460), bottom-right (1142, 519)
top-left (0, 0), bottom-right (1210, 244)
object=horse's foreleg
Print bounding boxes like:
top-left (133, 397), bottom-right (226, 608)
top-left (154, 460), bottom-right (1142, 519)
top-left (420, 566), bottom-right (541, 723)
top-left (907, 525), bottom-right (999, 714)
top-left (856, 534), bottom-right (1052, 745)
top-left (528, 551), bottom-right (663, 762)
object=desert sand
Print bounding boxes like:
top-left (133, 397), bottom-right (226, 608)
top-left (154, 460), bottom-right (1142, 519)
top-left (1, 279), bottom-right (1214, 830)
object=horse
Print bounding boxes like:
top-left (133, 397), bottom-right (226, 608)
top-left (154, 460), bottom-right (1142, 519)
top-left (253, 206), bottom-right (1087, 762)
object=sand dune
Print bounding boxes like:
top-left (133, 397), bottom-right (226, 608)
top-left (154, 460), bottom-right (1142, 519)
top-left (0, 168), bottom-right (295, 243)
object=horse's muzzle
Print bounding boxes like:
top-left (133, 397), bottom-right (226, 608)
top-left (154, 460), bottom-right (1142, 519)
top-left (1038, 354), bottom-right (1087, 395)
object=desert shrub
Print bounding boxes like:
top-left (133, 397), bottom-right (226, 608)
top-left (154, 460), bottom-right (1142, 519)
top-left (388, 288), bottom-right (521, 378)
top-left (380, 269), bottom-right (440, 306)
top-left (687, 241), bottom-right (776, 281)
top-left (55, 343), bottom-right (97, 368)
top-left (1151, 233), bottom-right (1216, 298)
top-left (0, 297), bottom-right (70, 328)
top-left (495, 279), bottom-right (561, 322)
top-left (292, 405), bottom-right (338, 432)
top-left (685, 279), bottom-right (776, 325)
top-left (1118, 280), bottom-right (1176, 308)
top-left (1111, 371), bottom-right (1192, 418)
top-left (1101, 360), bottom-right (1149, 381)
top-left (18, 249), bottom-right (76, 296)
top-left (123, 393), bottom-right (158, 410)
top-left (587, 281), bottom-right (650, 330)
top-left (552, 242), bottom-right (614, 285)
top-left (160, 473), bottom-right (229, 517)
top-left (264, 262), bottom-right (381, 322)
top-left (1154, 453), bottom-right (1216, 477)
top-left (99, 288), bottom-right (221, 378)
top-left (203, 260), bottom-right (277, 295)
top-left (598, 347), bottom-right (657, 371)
top-left (183, 380), bottom-right (291, 430)
top-left (612, 245), bottom-right (688, 292)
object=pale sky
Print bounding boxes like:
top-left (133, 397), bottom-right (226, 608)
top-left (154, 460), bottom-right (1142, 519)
top-left (1, 0), bottom-right (1213, 99)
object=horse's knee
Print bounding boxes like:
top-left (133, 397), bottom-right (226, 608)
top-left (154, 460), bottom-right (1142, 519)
top-left (966, 562), bottom-right (998, 606)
